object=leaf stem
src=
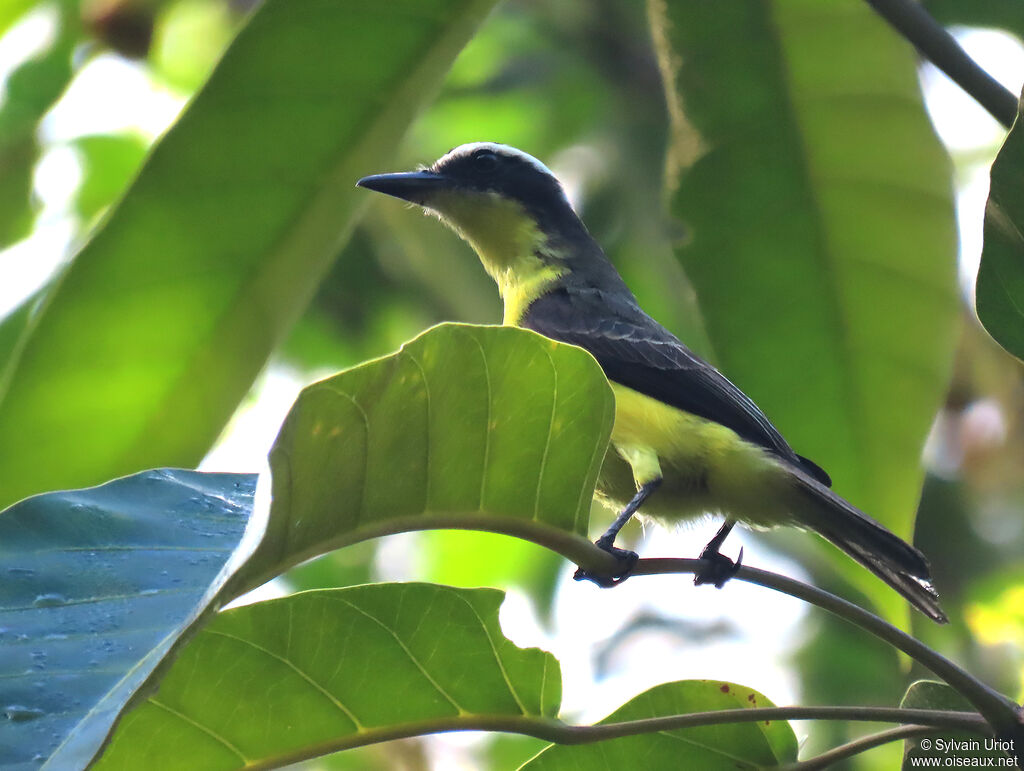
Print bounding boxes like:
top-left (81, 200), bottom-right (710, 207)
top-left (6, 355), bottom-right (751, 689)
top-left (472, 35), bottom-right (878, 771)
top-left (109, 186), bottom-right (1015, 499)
top-left (862, 0), bottom-right (1018, 128)
top-left (778, 725), bottom-right (936, 771)
top-left (625, 557), bottom-right (1022, 740)
top-left (244, 707), bottom-right (989, 770)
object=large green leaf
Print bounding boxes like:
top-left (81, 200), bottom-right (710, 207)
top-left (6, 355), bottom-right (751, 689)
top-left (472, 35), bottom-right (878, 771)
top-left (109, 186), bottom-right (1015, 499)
top-left (5, 325), bottom-right (615, 769)
top-left (229, 323), bottom-right (616, 595)
top-left (0, 0), bottom-right (498, 511)
top-left (977, 93), bottom-right (1024, 361)
top-left (650, 0), bottom-right (958, 624)
top-left (95, 584), bottom-right (561, 769)
top-left (0, 469), bottom-right (255, 770)
top-left (521, 680), bottom-right (798, 770)
top-left (95, 588), bottom-right (797, 770)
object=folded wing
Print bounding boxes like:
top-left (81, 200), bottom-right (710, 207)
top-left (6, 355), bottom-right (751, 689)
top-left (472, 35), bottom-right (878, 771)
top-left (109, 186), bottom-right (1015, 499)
top-left (522, 286), bottom-right (832, 487)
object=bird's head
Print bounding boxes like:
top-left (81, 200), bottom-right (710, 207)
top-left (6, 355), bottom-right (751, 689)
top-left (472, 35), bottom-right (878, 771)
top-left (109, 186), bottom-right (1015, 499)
top-left (357, 143), bottom-right (583, 276)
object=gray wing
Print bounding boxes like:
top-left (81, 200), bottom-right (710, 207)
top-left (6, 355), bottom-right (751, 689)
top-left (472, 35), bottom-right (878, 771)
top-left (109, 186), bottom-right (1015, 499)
top-left (522, 287), bottom-right (831, 486)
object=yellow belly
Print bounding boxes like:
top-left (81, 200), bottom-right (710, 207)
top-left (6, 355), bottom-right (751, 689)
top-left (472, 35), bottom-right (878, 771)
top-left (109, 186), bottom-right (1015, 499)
top-left (598, 383), bottom-right (794, 529)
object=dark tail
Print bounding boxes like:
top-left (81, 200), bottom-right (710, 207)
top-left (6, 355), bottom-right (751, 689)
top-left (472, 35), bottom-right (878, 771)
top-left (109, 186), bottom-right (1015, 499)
top-left (790, 470), bottom-right (948, 624)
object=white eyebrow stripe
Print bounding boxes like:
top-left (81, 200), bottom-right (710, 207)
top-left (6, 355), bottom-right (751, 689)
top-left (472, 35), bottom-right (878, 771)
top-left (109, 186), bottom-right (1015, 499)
top-left (434, 142), bottom-right (556, 177)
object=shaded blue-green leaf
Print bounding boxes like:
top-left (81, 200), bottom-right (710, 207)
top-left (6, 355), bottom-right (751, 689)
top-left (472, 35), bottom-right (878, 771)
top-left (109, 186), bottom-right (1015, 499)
top-left (978, 93), bottom-right (1024, 361)
top-left (230, 323), bottom-right (615, 595)
top-left (651, 0), bottom-right (958, 626)
top-left (0, 0), bottom-right (498, 511)
top-left (522, 680), bottom-right (798, 770)
top-left (95, 584), bottom-right (561, 769)
top-left (0, 469), bottom-right (255, 770)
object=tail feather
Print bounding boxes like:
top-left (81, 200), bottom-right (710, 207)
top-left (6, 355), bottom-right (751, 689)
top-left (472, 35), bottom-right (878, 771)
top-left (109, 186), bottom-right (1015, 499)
top-left (790, 469), bottom-right (948, 624)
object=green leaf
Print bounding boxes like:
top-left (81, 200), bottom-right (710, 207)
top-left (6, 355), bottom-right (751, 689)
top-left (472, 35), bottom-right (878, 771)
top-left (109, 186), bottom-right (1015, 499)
top-left (899, 681), bottom-right (1006, 769)
top-left (0, 0), bottom-right (36, 38)
top-left (521, 680), bottom-right (798, 770)
top-left (149, 0), bottom-right (237, 93)
top-left (0, 469), bottom-right (255, 770)
top-left (94, 584), bottom-right (562, 769)
top-left (71, 133), bottom-right (149, 223)
top-left (282, 541), bottom-right (378, 595)
top-left (229, 323), bottom-right (615, 595)
top-left (0, 324), bottom-right (610, 768)
top-left (924, 0), bottom-right (1024, 39)
top-left (900, 680), bottom-right (973, 712)
top-left (418, 530), bottom-right (565, 616)
top-left (0, 286), bottom-right (45, 369)
top-left (651, 0), bottom-right (958, 625)
top-left (965, 566), bottom-right (1024, 654)
top-left (0, 0), bottom-right (498, 511)
top-left (978, 95), bottom-right (1024, 361)
top-left (487, 734), bottom-right (552, 771)
top-left (0, 0), bottom-right (77, 247)
top-left (0, 137), bottom-right (36, 247)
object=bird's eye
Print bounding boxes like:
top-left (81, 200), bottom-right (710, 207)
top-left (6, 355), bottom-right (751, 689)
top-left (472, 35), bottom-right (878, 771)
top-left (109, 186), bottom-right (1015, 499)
top-left (472, 150), bottom-right (498, 172)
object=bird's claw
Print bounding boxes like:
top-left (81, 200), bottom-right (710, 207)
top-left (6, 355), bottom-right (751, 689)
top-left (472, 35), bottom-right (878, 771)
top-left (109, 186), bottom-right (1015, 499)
top-left (694, 546), bottom-right (743, 589)
top-left (574, 543), bottom-right (638, 587)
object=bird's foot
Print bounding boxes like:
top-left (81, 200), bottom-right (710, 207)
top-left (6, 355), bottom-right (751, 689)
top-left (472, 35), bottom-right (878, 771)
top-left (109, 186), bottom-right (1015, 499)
top-left (574, 538), bottom-right (638, 587)
top-left (693, 546), bottom-right (743, 589)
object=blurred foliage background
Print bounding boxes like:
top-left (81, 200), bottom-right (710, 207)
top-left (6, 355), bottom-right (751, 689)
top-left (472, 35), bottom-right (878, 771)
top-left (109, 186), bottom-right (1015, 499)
top-left (1, 0), bottom-right (1023, 768)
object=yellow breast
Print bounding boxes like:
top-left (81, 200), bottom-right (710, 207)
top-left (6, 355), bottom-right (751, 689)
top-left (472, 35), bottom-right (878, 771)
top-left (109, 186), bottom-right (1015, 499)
top-left (605, 382), bottom-right (791, 527)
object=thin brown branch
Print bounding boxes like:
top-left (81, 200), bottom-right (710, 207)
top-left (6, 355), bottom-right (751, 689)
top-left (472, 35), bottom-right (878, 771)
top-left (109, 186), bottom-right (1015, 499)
top-left (779, 725), bottom-right (937, 771)
top-left (626, 556), bottom-right (1020, 740)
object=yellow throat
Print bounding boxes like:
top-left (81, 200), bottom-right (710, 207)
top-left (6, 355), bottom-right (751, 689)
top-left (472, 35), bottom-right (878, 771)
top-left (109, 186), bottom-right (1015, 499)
top-left (431, 190), bottom-right (564, 325)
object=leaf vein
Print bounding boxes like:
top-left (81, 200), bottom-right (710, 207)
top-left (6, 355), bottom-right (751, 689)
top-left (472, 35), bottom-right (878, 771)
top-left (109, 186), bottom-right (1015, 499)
top-left (329, 388), bottom-right (370, 527)
top-left (466, 332), bottom-right (491, 510)
top-left (533, 345), bottom-right (558, 521)
top-left (204, 629), bottom-right (364, 730)
top-left (148, 697), bottom-right (250, 763)
top-left (404, 350), bottom-right (432, 511)
top-left (334, 597), bottom-right (466, 715)
top-left (445, 588), bottom-right (530, 716)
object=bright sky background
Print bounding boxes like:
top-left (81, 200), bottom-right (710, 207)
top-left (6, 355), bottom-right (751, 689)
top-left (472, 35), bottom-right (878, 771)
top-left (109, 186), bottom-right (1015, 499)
top-left (1, 10), bottom-right (1023, 769)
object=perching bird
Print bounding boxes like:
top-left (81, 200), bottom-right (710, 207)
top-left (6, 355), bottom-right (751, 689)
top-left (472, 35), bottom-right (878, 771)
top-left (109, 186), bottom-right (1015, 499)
top-left (357, 142), bottom-right (947, 623)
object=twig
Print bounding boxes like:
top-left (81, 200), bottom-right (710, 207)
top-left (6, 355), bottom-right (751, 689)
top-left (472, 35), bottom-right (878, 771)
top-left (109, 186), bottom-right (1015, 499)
top-left (627, 557), bottom-right (1021, 739)
top-left (863, 0), bottom-right (1018, 128)
top-left (548, 706), bottom-right (988, 742)
top-left (245, 707), bottom-right (990, 770)
top-left (778, 725), bottom-right (937, 771)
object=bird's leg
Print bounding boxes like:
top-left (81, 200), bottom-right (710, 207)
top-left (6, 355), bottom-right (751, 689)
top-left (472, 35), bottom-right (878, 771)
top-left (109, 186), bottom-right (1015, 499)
top-left (574, 479), bottom-right (662, 587)
top-left (693, 519), bottom-right (743, 588)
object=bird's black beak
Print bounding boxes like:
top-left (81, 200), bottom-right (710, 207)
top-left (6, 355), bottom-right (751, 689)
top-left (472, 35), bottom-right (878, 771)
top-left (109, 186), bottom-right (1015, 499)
top-left (356, 171), bottom-right (450, 205)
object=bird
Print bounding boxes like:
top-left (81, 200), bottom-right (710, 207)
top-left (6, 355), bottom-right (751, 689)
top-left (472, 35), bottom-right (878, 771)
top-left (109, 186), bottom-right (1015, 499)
top-left (356, 142), bottom-right (947, 623)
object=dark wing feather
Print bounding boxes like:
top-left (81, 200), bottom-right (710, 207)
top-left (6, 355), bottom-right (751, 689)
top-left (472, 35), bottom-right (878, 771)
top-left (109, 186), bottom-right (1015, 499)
top-left (522, 287), bottom-right (832, 487)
